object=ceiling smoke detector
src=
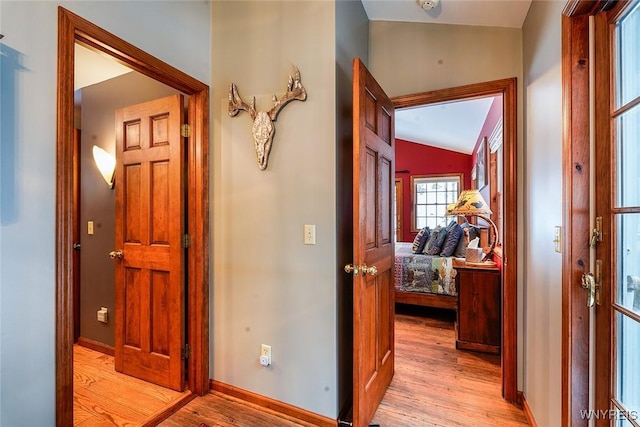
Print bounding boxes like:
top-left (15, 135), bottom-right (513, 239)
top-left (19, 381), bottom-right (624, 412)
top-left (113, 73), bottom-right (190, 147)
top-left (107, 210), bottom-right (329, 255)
top-left (417, 0), bottom-right (439, 11)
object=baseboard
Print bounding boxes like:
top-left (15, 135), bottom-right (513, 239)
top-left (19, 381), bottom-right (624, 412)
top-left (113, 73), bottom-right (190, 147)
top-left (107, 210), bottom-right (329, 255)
top-left (210, 380), bottom-right (337, 427)
top-left (77, 336), bottom-right (115, 356)
top-left (519, 391), bottom-right (538, 427)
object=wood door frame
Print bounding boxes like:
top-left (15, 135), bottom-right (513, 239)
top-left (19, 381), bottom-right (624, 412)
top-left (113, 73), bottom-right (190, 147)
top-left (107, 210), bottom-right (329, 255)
top-left (561, 1), bottom-right (619, 425)
top-left (392, 77), bottom-right (518, 403)
top-left (394, 178), bottom-right (403, 243)
top-left (56, 7), bottom-right (210, 425)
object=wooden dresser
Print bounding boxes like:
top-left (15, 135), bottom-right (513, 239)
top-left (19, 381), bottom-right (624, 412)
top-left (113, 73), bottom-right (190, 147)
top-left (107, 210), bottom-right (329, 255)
top-left (454, 263), bottom-right (501, 354)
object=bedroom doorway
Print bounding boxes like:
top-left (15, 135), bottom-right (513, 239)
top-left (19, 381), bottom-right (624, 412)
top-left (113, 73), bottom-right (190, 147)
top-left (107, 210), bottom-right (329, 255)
top-left (391, 78), bottom-right (518, 403)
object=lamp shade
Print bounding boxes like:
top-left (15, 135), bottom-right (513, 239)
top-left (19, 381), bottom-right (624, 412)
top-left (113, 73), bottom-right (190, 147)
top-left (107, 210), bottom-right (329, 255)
top-left (92, 145), bottom-right (116, 188)
top-left (446, 203), bottom-right (456, 216)
top-left (450, 189), bottom-right (492, 216)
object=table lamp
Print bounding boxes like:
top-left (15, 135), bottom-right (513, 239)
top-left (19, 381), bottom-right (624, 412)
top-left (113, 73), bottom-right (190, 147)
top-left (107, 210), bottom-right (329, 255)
top-left (450, 189), bottom-right (498, 262)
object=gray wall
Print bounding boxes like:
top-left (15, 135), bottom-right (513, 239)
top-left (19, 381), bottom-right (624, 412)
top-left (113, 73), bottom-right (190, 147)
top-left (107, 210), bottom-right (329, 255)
top-left (522, 0), bottom-right (564, 424)
top-left (0, 2), bottom-right (211, 425)
top-left (78, 72), bottom-right (177, 347)
top-left (335, 0), bottom-right (369, 415)
top-left (211, 0), bottom-right (338, 418)
top-left (369, 18), bottom-right (525, 388)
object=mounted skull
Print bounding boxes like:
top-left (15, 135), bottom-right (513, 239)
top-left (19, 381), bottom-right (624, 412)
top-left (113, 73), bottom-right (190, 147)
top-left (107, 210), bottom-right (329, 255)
top-left (228, 65), bottom-right (307, 170)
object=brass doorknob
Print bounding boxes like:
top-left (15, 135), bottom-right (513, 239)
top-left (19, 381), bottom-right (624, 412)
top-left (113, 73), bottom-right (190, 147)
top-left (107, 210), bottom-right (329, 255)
top-left (109, 250), bottom-right (124, 260)
top-left (344, 264), bottom-right (359, 276)
top-left (361, 264), bottom-right (378, 276)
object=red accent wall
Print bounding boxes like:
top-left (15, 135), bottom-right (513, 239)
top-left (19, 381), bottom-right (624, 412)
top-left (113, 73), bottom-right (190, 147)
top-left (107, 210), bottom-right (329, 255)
top-left (395, 139), bottom-right (472, 242)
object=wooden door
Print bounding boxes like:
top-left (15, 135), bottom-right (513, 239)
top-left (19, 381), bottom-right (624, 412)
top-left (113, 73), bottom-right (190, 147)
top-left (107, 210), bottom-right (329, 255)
top-left (593, 2), bottom-right (640, 425)
top-left (351, 58), bottom-right (395, 427)
top-left (114, 94), bottom-right (186, 391)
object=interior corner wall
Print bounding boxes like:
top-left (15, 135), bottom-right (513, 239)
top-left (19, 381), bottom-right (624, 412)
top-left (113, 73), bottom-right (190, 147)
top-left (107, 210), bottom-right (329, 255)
top-left (211, 1), bottom-right (338, 418)
top-left (369, 19), bottom-right (526, 389)
top-left (0, 2), bottom-right (210, 425)
top-left (522, 0), bottom-right (564, 425)
top-left (335, 0), bottom-right (369, 415)
top-left (79, 72), bottom-right (177, 348)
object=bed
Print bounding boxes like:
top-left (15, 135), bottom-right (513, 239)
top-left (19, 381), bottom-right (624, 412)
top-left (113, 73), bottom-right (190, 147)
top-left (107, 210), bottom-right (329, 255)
top-left (394, 242), bottom-right (459, 310)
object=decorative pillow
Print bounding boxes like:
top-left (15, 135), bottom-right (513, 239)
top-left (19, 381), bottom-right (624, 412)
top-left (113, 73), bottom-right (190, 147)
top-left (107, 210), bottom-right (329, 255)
top-left (416, 227), bottom-right (431, 253)
top-left (440, 223), bottom-right (464, 257)
top-left (454, 222), bottom-right (481, 258)
top-left (424, 226), bottom-right (447, 255)
top-left (411, 227), bottom-right (431, 253)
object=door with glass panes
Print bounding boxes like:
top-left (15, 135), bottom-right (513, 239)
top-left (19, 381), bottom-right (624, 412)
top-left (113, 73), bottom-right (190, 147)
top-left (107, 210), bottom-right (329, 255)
top-left (593, 2), bottom-right (640, 425)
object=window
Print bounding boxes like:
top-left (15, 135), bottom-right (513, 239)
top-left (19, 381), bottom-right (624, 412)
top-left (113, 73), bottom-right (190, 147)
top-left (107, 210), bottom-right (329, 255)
top-left (411, 174), bottom-right (462, 231)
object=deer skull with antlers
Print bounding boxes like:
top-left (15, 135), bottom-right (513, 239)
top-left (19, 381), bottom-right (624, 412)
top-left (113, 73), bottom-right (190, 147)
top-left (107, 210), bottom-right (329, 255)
top-left (228, 65), bottom-right (307, 170)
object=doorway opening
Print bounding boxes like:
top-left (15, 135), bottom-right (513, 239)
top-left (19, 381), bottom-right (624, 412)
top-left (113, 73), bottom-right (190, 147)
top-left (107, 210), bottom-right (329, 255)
top-left (56, 7), bottom-right (210, 425)
top-left (391, 78), bottom-right (518, 403)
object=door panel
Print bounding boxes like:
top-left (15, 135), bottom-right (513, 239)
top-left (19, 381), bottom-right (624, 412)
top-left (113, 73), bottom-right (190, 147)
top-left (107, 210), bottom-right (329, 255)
top-left (352, 58), bottom-right (395, 427)
top-left (115, 94), bottom-right (185, 392)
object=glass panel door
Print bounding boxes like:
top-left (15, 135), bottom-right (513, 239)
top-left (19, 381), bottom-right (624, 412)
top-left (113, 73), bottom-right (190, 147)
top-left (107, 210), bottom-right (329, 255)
top-left (610, 2), bottom-right (640, 424)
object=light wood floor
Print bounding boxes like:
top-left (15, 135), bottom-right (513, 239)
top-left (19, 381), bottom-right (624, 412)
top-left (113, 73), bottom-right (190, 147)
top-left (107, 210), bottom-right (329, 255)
top-left (161, 305), bottom-right (528, 426)
top-left (73, 344), bottom-right (188, 426)
top-left (371, 305), bottom-right (528, 426)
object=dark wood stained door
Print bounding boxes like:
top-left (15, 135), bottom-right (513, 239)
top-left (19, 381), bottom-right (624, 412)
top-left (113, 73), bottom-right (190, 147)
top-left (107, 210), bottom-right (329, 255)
top-left (352, 58), bottom-right (395, 427)
top-left (114, 94), bottom-right (185, 391)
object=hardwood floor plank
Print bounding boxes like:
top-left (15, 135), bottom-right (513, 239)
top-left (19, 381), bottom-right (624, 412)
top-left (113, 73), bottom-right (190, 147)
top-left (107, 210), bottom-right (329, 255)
top-left (371, 306), bottom-right (528, 426)
top-left (159, 392), bottom-right (312, 427)
top-left (73, 345), bottom-right (187, 426)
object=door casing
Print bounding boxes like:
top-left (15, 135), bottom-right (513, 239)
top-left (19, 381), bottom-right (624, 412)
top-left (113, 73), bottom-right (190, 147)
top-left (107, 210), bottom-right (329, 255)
top-left (56, 7), bottom-right (210, 425)
top-left (392, 77), bottom-right (518, 403)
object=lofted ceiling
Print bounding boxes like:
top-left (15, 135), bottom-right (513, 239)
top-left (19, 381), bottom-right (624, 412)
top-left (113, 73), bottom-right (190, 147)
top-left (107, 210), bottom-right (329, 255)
top-left (395, 97), bottom-right (496, 154)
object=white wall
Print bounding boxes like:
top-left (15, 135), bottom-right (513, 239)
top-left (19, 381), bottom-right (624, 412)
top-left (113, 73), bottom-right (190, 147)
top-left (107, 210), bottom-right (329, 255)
top-left (211, 1), bottom-right (338, 418)
top-left (369, 19), bottom-right (526, 388)
top-left (0, 2), bottom-right (210, 425)
top-left (522, 0), bottom-right (564, 425)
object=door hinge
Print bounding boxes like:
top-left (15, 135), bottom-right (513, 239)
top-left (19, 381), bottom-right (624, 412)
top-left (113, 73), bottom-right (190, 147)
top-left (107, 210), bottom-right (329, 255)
top-left (182, 234), bottom-right (191, 248)
top-left (181, 344), bottom-right (191, 360)
top-left (181, 124), bottom-right (191, 138)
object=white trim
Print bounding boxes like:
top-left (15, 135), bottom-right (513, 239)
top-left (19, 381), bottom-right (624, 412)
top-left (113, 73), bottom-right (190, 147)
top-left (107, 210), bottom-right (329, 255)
top-left (488, 116), bottom-right (503, 153)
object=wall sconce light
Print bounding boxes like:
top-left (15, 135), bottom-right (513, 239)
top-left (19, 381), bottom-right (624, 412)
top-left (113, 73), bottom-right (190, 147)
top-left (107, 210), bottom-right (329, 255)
top-left (449, 189), bottom-right (499, 262)
top-left (92, 145), bottom-right (115, 189)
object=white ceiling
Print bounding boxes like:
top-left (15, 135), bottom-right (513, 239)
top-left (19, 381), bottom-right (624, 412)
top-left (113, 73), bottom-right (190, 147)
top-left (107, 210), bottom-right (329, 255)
top-left (395, 97), bottom-right (495, 154)
top-left (75, 44), bottom-right (131, 91)
top-left (361, 0), bottom-right (532, 29)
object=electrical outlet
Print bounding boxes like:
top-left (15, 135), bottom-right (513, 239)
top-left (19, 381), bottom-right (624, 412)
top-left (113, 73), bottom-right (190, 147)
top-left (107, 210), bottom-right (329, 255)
top-left (260, 344), bottom-right (272, 366)
top-left (97, 307), bottom-right (108, 323)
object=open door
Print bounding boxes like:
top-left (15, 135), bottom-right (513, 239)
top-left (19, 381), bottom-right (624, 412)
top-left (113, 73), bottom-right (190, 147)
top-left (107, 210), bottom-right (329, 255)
top-left (113, 94), bottom-right (186, 391)
top-left (348, 58), bottom-right (395, 426)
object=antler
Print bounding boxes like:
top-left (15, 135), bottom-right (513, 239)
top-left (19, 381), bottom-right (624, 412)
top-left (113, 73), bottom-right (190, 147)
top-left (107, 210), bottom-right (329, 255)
top-left (228, 83), bottom-right (257, 120)
top-left (267, 66), bottom-right (307, 121)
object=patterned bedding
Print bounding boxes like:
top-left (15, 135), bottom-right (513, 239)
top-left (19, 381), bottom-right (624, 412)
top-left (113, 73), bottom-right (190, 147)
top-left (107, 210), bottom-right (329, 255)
top-left (394, 242), bottom-right (457, 296)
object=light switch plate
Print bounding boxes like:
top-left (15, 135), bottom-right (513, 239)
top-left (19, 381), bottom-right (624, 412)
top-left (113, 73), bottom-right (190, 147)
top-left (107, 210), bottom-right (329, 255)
top-left (304, 224), bottom-right (316, 245)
